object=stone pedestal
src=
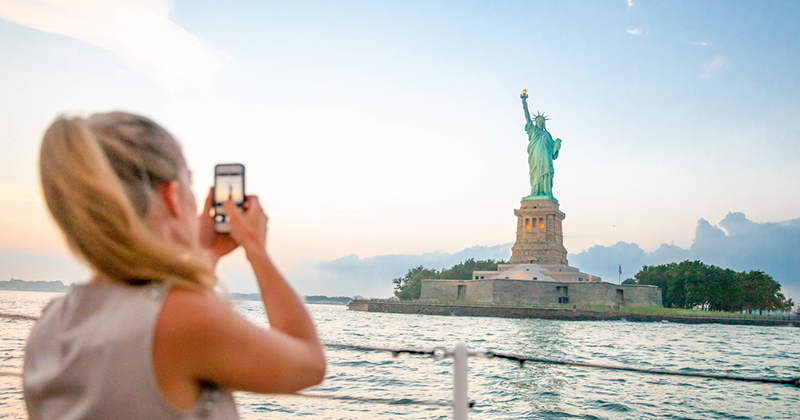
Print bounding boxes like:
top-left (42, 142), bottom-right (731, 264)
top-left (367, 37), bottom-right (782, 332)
top-left (510, 199), bottom-right (568, 265)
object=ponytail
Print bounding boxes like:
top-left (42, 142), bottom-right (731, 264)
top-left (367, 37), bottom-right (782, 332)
top-left (39, 113), bottom-right (215, 290)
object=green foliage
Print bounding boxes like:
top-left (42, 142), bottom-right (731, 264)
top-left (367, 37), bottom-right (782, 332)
top-left (304, 295), bottom-right (353, 304)
top-left (392, 266), bottom-right (437, 300)
top-left (437, 258), bottom-right (507, 279)
top-left (392, 258), bottom-right (505, 300)
top-left (629, 260), bottom-right (792, 313)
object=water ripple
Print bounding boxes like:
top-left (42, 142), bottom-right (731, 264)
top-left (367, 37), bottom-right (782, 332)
top-left (2, 292), bottom-right (799, 419)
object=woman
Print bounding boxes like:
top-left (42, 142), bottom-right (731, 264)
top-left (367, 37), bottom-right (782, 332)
top-left (23, 112), bottom-right (326, 419)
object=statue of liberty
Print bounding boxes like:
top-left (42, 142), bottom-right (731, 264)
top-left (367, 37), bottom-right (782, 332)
top-left (521, 89), bottom-right (562, 201)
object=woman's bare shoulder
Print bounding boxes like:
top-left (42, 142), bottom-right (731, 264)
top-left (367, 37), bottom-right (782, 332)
top-left (156, 287), bottom-right (236, 346)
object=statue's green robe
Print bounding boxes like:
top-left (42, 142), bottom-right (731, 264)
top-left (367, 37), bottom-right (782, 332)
top-left (525, 120), bottom-right (561, 198)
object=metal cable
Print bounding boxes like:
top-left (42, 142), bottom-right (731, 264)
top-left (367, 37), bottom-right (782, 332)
top-left (296, 392), bottom-right (476, 408)
top-left (325, 343), bottom-right (449, 358)
top-left (325, 343), bottom-right (800, 388)
top-left (478, 350), bottom-right (800, 388)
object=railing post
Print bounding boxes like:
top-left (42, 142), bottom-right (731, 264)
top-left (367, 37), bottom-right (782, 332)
top-left (452, 342), bottom-right (468, 420)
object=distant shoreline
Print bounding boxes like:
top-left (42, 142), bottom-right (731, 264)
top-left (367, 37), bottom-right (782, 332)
top-left (0, 281), bottom-right (351, 305)
top-left (349, 300), bottom-right (800, 327)
top-left (230, 293), bottom-right (352, 305)
top-left (0, 278), bottom-right (71, 293)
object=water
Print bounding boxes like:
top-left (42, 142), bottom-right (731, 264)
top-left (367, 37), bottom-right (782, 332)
top-left (2, 290), bottom-right (799, 419)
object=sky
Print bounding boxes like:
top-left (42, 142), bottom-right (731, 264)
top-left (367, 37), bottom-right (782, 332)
top-left (1, 1), bottom-right (798, 301)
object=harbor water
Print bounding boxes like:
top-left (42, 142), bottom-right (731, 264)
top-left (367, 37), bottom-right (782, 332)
top-left (2, 290), bottom-right (799, 419)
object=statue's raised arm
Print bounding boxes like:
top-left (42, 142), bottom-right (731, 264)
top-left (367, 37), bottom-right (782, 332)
top-left (521, 89), bottom-right (531, 124)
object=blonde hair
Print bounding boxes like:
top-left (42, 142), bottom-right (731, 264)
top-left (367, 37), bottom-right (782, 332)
top-left (39, 112), bottom-right (215, 290)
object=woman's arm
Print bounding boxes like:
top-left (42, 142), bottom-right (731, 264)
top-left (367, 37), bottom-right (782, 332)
top-left (224, 197), bottom-right (322, 346)
top-left (154, 196), bottom-right (325, 409)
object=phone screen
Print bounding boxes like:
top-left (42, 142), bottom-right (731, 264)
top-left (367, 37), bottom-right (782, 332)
top-left (214, 164), bottom-right (245, 230)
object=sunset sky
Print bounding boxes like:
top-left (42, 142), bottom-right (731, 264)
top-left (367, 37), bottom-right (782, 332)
top-left (1, 1), bottom-right (799, 299)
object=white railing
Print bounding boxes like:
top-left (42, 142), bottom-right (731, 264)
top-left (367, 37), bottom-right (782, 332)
top-left (451, 342), bottom-right (469, 420)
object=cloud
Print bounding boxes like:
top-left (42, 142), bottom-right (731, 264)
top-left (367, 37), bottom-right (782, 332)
top-left (700, 55), bottom-right (725, 79)
top-left (569, 212), bottom-right (800, 302)
top-left (0, 0), bottom-right (229, 91)
top-left (626, 28), bottom-right (646, 35)
top-left (627, 0), bottom-right (634, 7)
top-left (287, 243), bottom-right (513, 298)
top-left (689, 41), bottom-right (710, 47)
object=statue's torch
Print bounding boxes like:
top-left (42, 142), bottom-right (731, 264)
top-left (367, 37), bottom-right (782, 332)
top-left (521, 89), bottom-right (528, 100)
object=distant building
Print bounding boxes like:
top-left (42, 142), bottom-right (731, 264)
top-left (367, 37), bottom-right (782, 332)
top-left (421, 263), bottom-right (661, 307)
top-left (419, 200), bottom-right (662, 307)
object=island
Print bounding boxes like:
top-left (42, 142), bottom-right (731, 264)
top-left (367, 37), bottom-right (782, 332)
top-left (0, 278), bottom-right (72, 293)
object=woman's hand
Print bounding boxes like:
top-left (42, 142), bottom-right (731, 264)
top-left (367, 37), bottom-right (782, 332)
top-left (222, 195), bottom-right (267, 256)
top-left (199, 187), bottom-right (239, 263)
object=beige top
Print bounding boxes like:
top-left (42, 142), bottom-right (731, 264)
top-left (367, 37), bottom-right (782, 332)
top-left (23, 281), bottom-right (239, 420)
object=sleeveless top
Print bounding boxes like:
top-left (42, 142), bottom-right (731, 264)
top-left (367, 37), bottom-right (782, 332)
top-left (23, 281), bottom-right (239, 420)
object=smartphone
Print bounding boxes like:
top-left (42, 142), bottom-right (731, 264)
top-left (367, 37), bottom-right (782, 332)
top-left (214, 163), bottom-right (245, 233)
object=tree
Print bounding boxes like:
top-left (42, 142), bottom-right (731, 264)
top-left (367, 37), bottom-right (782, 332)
top-left (392, 259), bottom-right (505, 300)
top-left (438, 258), bottom-right (504, 280)
top-left (634, 262), bottom-right (685, 308)
top-left (392, 266), bottom-right (437, 300)
top-left (629, 261), bottom-right (791, 313)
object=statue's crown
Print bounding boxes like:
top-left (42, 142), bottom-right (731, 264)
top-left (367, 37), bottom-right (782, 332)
top-left (534, 111), bottom-right (549, 123)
